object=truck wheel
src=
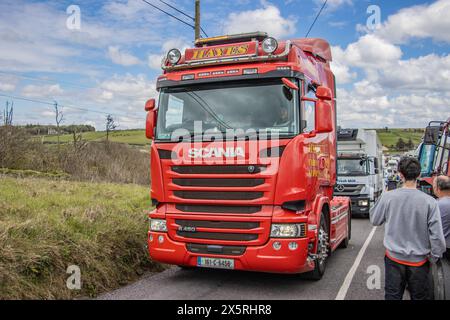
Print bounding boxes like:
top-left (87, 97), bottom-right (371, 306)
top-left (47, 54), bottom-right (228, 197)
top-left (339, 209), bottom-right (352, 249)
top-left (307, 215), bottom-right (330, 280)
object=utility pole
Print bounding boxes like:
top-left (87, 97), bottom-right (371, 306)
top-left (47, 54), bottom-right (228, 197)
top-left (195, 0), bottom-right (200, 40)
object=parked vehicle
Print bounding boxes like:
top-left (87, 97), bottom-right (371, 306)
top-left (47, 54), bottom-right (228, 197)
top-left (334, 129), bottom-right (384, 216)
top-left (417, 118), bottom-right (450, 196)
top-left (144, 32), bottom-right (351, 279)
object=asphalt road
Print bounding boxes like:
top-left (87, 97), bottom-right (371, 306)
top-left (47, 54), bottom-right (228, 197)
top-left (99, 219), bottom-right (389, 300)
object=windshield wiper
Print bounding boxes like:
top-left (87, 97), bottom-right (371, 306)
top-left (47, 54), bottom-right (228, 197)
top-left (186, 92), bottom-right (233, 131)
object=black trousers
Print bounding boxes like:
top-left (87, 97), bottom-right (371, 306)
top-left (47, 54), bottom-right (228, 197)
top-left (384, 256), bottom-right (430, 300)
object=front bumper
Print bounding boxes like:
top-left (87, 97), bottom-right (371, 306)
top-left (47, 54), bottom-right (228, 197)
top-left (148, 232), bottom-right (314, 274)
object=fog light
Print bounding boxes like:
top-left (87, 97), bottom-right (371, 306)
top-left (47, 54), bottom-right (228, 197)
top-left (158, 235), bottom-right (164, 243)
top-left (273, 241), bottom-right (282, 251)
top-left (262, 37), bottom-right (278, 54)
top-left (167, 48), bottom-right (181, 65)
top-left (288, 242), bottom-right (298, 251)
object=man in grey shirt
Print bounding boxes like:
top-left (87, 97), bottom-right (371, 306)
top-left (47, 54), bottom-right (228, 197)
top-left (434, 175), bottom-right (450, 255)
top-left (370, 157), bottom-right (446, 300)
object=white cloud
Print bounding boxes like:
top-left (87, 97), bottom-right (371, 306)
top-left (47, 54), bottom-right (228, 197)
top-left (0, 74), bottom-right (18, 92)
top-left (22, 84), bottom-right (64, 99)
top-left (335, 34), bottom-right (403, 70)
top-left (148, 38), bottom-right (191, 71)
top-left (314, 0), bottom-right (352, 12)
top-left (375, 0), bottom-right (450, 44)
top-left (108, 46), bottom-right (142, 66)
top-left (224, 3), bottom-right (296, 38)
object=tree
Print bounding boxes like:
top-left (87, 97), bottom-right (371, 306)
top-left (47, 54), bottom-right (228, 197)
top-left (406, 138), bottom-right (414, 150)
top-left (3, 100), bottom-right (13, 126)
top-left (54, 101), bottom-right (64, 154)
top-left (396, 138), bottom-right (406, 151)
top-left (105, 114), bottom-right (117, 141)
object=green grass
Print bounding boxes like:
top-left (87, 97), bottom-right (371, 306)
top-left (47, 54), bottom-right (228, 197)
top-left (41, 129), bottom-right (149, 146)
top-left (374, 128), bottom-right (424, 151)
top-left (0, 176), bottom-right (163, 299)
top-left (39, 128), bottom-right (425, 152)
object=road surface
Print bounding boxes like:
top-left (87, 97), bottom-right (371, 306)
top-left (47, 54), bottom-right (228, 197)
top-left (99, 219), bottom-right (386, 300)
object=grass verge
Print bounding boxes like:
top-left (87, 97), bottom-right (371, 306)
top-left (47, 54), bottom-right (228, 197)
top-left (0, 176), bottom-right (163, 299)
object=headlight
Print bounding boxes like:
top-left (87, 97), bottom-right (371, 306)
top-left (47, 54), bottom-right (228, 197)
top-left (270, 223), bottom-right (305, 238)
top-left (262, 37), bottom-right (278, 54)
top-left (358, 200), bottom-right (369, 207)
top-left (167, 49), bottom-right (181, 65)
top-left (150, 219), bottom-right (167, 232)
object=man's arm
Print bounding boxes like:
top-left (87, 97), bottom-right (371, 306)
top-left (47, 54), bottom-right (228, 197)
top-left (370, 194), bottom-right (387, 226)
top-left (428, 202), bottom-right (447, 261)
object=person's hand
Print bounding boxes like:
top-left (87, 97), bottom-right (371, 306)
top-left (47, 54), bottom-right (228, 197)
top-left (429, 255), bottom-right (441, 264)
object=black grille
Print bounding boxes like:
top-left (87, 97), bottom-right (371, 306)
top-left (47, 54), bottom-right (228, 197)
top-left (176, 219), bottom-right (259, 230)
top-left (187, 243), bottom-right (246, 256)
top-left (172, 178), bottom-right (264, 187)
top-left (177, 231), bottom-right (258, 241)
top-left (174, 191), bottom-right (263, 200)
top-left (172, 165), bottom-right (266, 175)
top-left (176, 204), bottom-right (262, 214)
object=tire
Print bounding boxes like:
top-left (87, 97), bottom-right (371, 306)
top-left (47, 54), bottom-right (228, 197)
top-left (339, 208), bottom-right (352, 249)
top-left (306, 214), bottom-right (330, 281)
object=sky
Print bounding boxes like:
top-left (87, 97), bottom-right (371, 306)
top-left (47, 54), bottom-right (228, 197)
top-left (0, 0), bottom-right (449, 130)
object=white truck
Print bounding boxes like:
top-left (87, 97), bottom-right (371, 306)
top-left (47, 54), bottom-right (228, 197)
top-left (334, 129), bottom-right (384, 217)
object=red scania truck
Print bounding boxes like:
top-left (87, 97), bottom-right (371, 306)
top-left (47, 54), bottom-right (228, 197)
top-left (145, 32), bottom-right (351, 279)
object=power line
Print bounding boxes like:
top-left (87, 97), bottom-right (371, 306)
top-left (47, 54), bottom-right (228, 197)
top-left (158, 0), bottom-right (194, 20)
top-left (140, 0), bottom-right (195, 30)
top-left (157, 0), bottom-right (208, 37)
top-left (305, 0), bottom-right (328, 38)
top-left (0, 93), bottom-right (143, 120)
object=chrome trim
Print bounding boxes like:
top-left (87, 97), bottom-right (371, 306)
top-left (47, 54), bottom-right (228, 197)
top-left (161, 40), bottom-right (292, 71)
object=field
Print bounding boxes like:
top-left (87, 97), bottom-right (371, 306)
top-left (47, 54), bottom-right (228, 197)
top-left (374, 128), bottom-right (424, 151)
top-left (40, 128), bottom-right (425, 152)
top-left (0, 176), bottom-right (163, 299)
top-left (40, 129), bottom-right (150, 146)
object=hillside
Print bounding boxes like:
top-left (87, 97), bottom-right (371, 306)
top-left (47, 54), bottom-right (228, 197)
top-left (0, 176), bottom-right (162, 299)
top-left (374, 128), bottom-right (424, 152)
top-left (40, 128), bottom-right (425, 152)
top-left (41, 129), bottom-right (150, 146)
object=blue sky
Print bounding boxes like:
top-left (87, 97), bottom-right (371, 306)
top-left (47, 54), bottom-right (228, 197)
top-left (0, 0), bottom-right (449, 129)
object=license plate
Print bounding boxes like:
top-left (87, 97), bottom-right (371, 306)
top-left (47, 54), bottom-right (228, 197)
top-left (197, 257), bottom-right (234, 270)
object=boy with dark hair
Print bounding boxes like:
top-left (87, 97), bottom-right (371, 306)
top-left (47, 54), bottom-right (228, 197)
top-left (370, 157), bottom-right (446, 300)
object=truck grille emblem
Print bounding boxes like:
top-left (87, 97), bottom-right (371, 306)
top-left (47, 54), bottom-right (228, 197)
top-left (336, 184), bottom-right (345, 192)
top-left (247, 165), bottom-right (256, 173)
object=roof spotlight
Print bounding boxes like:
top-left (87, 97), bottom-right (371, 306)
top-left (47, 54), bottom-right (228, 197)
top-left (167, 49), bottom-right (181, 65)
top-left (262, 37), bottom-right (278, 54)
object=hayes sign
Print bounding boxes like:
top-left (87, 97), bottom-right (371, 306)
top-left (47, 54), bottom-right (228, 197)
top-left (185, 42), bottom-right (257, 62)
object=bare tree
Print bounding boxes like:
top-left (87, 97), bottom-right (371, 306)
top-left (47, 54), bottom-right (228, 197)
top-left (105, 114), bottom-right (117, 142)
top-left (54, 101), bottom-right (64, 153)
top-left (3, 100), bottom-right (13, 126)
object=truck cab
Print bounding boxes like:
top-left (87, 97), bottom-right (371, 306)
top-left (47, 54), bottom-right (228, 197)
top-left (334, 129), bottom-right (384, 216)
top-left (418, 119), bottom-right (450, 196)
top-left (145, 32), bottom-right (350, 278)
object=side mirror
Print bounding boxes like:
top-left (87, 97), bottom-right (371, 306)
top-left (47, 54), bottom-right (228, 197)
top-left (316, 86), bottom-right (332, 101)
top-left (145, 99), bottom-right (156, 111)
top-left (145, 99), bottom-right (157, 140)
top-left (315, 100), bottom-right (333, 133)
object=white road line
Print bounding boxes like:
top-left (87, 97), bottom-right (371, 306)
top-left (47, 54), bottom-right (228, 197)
top-left (335, 226), bottom-right (378, 300)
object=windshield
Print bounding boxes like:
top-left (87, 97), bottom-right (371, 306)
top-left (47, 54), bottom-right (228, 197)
top-left (156, 79), bottom-right (299, 141)
top-left (337, 158), bottom-right (368, 176)
top-left (419, 144), bottom-right (435, 176)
